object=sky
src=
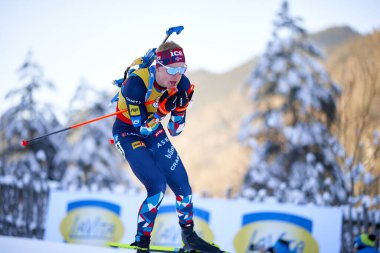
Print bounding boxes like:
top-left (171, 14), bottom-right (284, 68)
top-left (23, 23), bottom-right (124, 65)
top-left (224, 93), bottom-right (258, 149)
top-left (1, 0), bottom-right (379, 114)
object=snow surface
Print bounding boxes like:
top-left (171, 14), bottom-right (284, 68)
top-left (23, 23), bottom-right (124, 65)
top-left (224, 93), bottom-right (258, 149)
top-left (0, 235), bottom-right (125, 253)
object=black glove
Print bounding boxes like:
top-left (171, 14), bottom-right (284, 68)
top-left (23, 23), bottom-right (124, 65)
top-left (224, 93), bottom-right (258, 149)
top-left (156, 89), bottom-right (177, 118)
top-left (175, 84), bottom-right (194, 113)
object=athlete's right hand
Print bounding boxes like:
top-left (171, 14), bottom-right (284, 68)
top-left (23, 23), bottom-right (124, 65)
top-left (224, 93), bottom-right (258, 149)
top-left (175, 84), bottom-right (194, 113)
top-left (156, 89), bottom-right (178, 118)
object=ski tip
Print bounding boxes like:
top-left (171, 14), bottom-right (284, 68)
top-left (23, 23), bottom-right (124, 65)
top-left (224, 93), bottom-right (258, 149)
top-left (20, 140), bottom-right (28, 148)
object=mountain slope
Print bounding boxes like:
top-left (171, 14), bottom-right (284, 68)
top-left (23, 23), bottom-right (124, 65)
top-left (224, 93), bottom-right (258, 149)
top-left (308, 25), bottom-right (361, 51)
top-left (166, 26), bottom-right (370, 198)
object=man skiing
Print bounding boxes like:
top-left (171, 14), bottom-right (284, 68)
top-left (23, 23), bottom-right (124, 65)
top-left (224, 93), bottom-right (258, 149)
top-left (112, 41), bottom-right (221, 253)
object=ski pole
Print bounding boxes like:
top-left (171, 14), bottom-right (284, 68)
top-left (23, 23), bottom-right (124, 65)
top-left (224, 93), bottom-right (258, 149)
top-left (161, 26), bottom-right (184, 45)
top-left (113, 26), bottom-right (185, 88)
top-left (20, 109), bottom-right (128, 147)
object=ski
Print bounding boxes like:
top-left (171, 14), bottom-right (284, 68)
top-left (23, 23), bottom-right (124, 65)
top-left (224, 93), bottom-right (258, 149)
top-left (107, 242), bottom-right (198, 252)
top-left (107, 242), bottom-right (229, 253)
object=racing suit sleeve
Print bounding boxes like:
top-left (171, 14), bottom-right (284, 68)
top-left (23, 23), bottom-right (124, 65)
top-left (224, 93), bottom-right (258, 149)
top-left (167, 75), bottom-right (194, 137)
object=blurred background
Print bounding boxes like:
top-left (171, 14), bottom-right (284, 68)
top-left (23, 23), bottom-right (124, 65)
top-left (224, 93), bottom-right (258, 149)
top-left (0, 0), bottom-right (379, 252)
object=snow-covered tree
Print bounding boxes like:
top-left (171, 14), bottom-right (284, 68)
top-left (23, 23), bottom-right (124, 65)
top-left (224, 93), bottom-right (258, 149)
top-left (0, 52), bottom-right (66, 237)
top-left (238, 1), bottom-right (348, 206)
top-left (0, 52), bottom-right (67, 180)
top-left (0, 53), bottom-right (137, 238)
top-left (59, 79), bottom-right (136, 192)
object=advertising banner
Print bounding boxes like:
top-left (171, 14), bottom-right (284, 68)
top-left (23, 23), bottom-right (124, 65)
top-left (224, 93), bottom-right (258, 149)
top-left (45, 191), bottom-right (342, 253)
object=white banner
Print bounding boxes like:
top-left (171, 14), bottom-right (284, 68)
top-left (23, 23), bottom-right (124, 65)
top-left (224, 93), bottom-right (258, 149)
top-left (45, 191), bottom-right (342, 253)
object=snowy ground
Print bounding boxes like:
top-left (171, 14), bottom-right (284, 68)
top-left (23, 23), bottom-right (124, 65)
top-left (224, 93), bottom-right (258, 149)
top-left (0, 236), bottom-right (129, 253)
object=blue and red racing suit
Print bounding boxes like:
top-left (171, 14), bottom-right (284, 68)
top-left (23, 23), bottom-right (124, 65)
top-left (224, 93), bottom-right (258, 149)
top-left (112, 67), bottom-right (194, 239)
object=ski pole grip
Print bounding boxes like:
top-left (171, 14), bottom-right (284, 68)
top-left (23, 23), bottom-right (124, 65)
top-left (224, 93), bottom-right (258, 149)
top-left (166, 26), bottom-right (184, 36)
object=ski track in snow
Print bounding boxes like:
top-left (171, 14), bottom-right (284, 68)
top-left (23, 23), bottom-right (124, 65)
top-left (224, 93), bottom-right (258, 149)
top-left (0, 235), bottom-right (129, 253)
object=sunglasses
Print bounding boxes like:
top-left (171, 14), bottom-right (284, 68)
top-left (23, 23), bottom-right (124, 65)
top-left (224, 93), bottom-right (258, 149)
top-left (156, 61), bottom-right (187, 75)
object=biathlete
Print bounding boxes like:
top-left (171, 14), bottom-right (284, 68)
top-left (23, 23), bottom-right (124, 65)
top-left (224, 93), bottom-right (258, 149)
top-left (112, 41), bottom-right (222, 253)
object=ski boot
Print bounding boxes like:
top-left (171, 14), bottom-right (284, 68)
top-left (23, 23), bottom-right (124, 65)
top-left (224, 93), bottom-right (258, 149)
top-left (180, 223), bottom-right (222, 253)
top-left (131, 235), bottom-right (150, 253)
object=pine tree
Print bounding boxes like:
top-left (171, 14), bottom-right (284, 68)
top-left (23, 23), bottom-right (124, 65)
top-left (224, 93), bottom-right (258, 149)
top-left (239, 1), bottom-right (348, 206)
top-left (0, 52), bottom-right (66, 237)
top-left (60, 79), bottom-right (136, 192)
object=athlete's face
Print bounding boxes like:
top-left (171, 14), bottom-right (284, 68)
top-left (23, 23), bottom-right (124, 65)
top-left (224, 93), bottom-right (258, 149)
top-left (156, 62), bottom-right (187, 89)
